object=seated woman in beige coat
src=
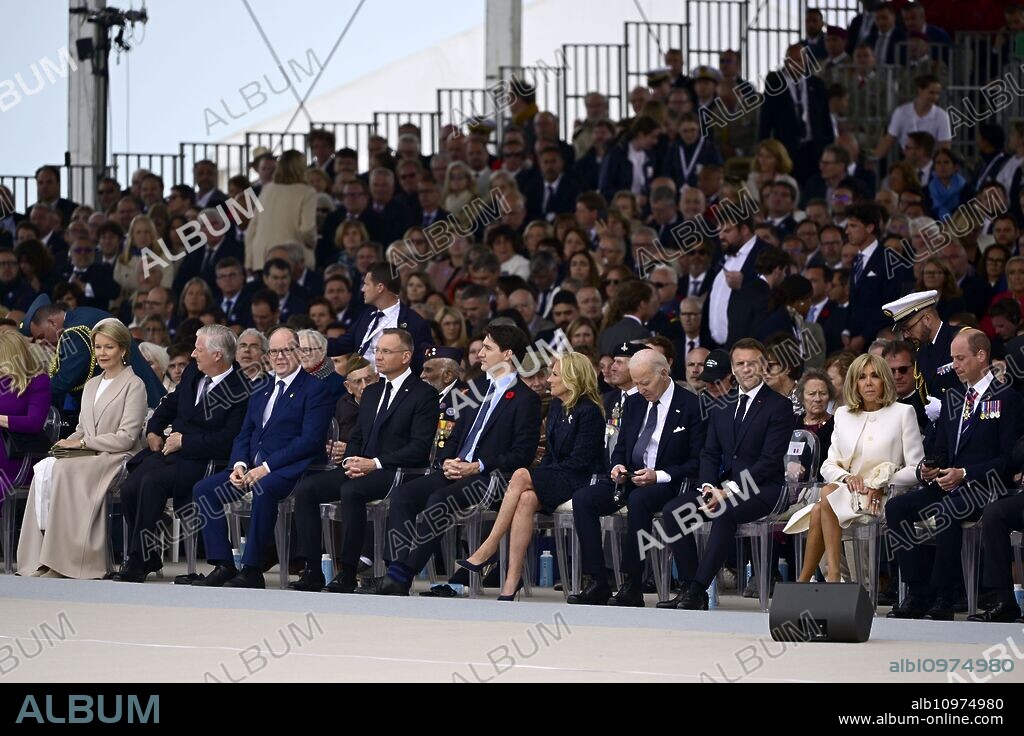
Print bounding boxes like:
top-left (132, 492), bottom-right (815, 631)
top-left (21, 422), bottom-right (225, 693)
top-left (18, 318), bottom-right (147, 579)
top-left (785, 353), bottom-right (925, 582)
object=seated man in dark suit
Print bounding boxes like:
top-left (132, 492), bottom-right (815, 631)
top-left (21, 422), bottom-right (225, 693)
top-left (113, 325), bottom-right (250, 582)
top-left (658, 338), bottom-right (793, 610)
top-left (288, 328), bottom-right (438, 592)
top-left (190, 326), bottom-right (335, 588)
top-left (327, 262), bottom-right (432, 372)
top-left (568, 349), bottom-right (706, 606)
top-left (886, 330), bottom-right (1024, 620)
top-left (172, 208), bottom-right (243, 298)
top-left (361, 323), bottom-right (541, 595)
top-left (59, 238), bottom-right (118, 310)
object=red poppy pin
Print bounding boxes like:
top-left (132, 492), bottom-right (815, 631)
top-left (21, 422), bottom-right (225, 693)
top-left (505, 390), bottom-right (515, 400)
top-left (820, 308), bottom-right (830, 321)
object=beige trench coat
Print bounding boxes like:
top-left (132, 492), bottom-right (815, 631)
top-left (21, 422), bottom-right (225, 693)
top-left (17, 367), bottom-right (147, 579)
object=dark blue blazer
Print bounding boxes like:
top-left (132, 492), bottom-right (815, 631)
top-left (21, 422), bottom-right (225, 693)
top-left (917, 320), bottom-right (958, 397)
top-left (663, 138), bottom-right (724, 188)
top-left (172, 236), bottom-right (244, 299)
top-left (699, 385), bottom-right (793, 499)
top-left (440, 374), bottom-right (541, 473)
top-left (611, 385), bottom-right (706, 486)
top-left (229, 369), bottom-right (334, 481)
top-left (536, 398), bottom-right (605, 487)
top-left (930, 379), bottom-right (1024, 490)
top-left (598, 142), bottom-right (658, 202)
top-left (326, 302), bottom-right (433, 371)
top-left (848, 243), bottom-right (902, 344)
top-left (345, 373), bottom-right (438, 468)
top-left (51, 306), bottom-right (166, 410)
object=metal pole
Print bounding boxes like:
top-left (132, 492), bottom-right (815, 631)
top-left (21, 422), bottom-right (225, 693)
top-left (485, 0), bottom-right (522, 122)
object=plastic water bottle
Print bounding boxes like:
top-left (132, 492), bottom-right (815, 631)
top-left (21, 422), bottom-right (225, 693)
top-left (745, 561), bottom-right (752, 588)
top-left (707, 577), bottom-right (718, 609)
top-left (539, 551), bottom-right (554, 587)
top-left (448, 583), bottom-right (467, 596)
top-left (1015, 584), bottom-right (1024, 615)
top-left (778, 557), bottom-right (790, 582)
top-left (239, 536), bottom-right (247, 557)
top-left (232, 548), bottom-right (241, 569)
top-left (321, 554), bottom-right (333, 583)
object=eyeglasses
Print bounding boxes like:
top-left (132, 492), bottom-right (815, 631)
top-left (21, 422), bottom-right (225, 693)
top-left (71, 247), bottom-right (93, 254)
top-left (374, 347), bottom-right (409, 355)
top-left (143, 300), bottom-right (167, 308)
top-left (604, 278), bottom-right (622, 285)
top-left (267, 348), bottom-right (295, 357)
top-left (297, 347), bottom-right (318, 355)
top-left (649, 282), bottom-right (672, 289)
top-left (891, 365), bottom-right (912, 375)
top-left (681, 311), bottom-right (701, 317)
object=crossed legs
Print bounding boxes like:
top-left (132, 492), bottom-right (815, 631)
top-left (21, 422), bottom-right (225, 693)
top-left (464, 467), bottom-right (537, 597)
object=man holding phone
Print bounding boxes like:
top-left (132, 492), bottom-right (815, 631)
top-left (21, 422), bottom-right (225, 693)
top-left (568, 349), bottom-right (705, 606)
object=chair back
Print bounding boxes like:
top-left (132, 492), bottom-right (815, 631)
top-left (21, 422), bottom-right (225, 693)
top-left (781, 429), bottom-right (821, 510)
top-left (43, 406), bottom-right (61, 445)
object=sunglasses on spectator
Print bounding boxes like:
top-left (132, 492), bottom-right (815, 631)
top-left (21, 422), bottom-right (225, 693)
top-left (891, 365), bottom-right (912, 375)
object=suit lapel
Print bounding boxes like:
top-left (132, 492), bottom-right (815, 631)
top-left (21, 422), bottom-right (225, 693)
top-left (381, 376), bottom-right (416, 423)
top-left (735, 391), bottom-right (766, 447)
top-left (265, 372), bottom-right (302, 431)
top-left (92, 368), bottom-right (131, 425)
top-left (955, 384), bottom-right (994, 454)
top-left (655, 391), bottom-right (686, 467)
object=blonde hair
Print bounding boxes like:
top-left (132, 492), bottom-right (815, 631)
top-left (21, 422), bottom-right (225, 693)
top-left (753, 139), bottom-right (794, 175)
top-left (556, 351), bottom-right (604, 415)
top-left (0, 331), bottom-right (43, 396)
top-left (435, 305), bottom-right (469, 348)
top-left (92, 317), bottom-right (133, 364)
top-left (273, 150), bottom-right (308, 185)
top-left (125, 214), bottom-right (160, 266)
top-left (842, 353), bottom-right (897, 413)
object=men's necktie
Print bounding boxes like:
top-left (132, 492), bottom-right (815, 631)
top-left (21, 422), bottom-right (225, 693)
top-left (458, 381), bottom-right (496, 459)
top-left (544, 183), bottom-right (555, 212)
top-left (537, 290), bottom-right (548, 317)
top-left (196, 376), bottom-right (210, 406)
top-left (690, 278), bottom-right (701, 296)
top-left (201, 247), bottom-right (215, 274)
top-left (852, 252), bottom-right (865, 284)
top-left (631, 399), bottom-right (660, 471)
top-left (263, 380), bottom-right (286, 427)
top-left (358, 310), bottom-right (384, 355)
top-left (733, 393), bottom-right (749, 437)
top-left (422, 212), bottom-right (432, 226)
top-left (687, 339), bottom-right (696, 353)
top-left (956, 387), bottom-right (978, 453)
top-left (364, 380), bottom-right (393, 458)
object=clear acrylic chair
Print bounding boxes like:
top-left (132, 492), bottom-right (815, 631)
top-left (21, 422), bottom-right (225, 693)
top-left (226, 418), bottom-right (339, 589)
top-left (1, 406), bottom-right (60, 574)
top-left (735, 429), bottom-right (821, 612)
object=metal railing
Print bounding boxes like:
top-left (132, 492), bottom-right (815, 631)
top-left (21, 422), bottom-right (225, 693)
top-left (372, 111), bottom-right (441, 156)
top-left (624, 21), bottom-right (688, 91)
top-left (745, 0), bottom-right (803, 89)
top-left (437, 88), bottom-right (492, 132)
top-left (310, 121), bottom-right (377, 172)
top-left (817, 63), bottom-right (905, 153)
top-left (561, 43), bottom-right (627, 142)
top-left (1, 164), bottom-right (113, 212)
top-left (686, 0), bottom-right (748, 75)
top-left (498, 65), bottom-right (565, 142)
top-left (0, 176), bottom-right (36, 216)
top-left (112, 153), bottom-right (183, 193)
top-left (244, 131), bottom-right (309, 159)
top-left (178, 142), bottom-right (249, 190)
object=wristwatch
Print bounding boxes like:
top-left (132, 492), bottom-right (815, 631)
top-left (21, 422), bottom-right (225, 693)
top-left (79, 438), bottom-right (86, 450)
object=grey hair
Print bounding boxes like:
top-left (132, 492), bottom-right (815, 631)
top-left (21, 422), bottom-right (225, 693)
top-left (629, 347), bottom-right (670, 374)
top-left (238, 328), bottom-right (269, 352)
top-left (632, 225), bottom-right (658, 240)
top-left (200, 207), bottom-right (224, 224)
top-left (370, 167), bottom-right (395, 183)
top-left (270, 242), bottom-right (306, 264)
top-left (297, 329), bottom-right (327, 352)
top-left (197, 324), bottom-right (237, 363)
top-left (138, 342), bottom-right (169, 373)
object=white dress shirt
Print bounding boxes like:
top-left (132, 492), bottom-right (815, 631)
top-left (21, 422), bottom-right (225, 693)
top-left (366, 367), bottom-right (413, 469)
top-left (637, 381), bottom-right (676, 484)
top-left (709, 235), bottom-right (757, 345)
top-left (195, 367), bottom-right (232, 406)
top-left (362, 301), bottom-right (402, 366)
top-left (234, 366), bottom-right (302, 473)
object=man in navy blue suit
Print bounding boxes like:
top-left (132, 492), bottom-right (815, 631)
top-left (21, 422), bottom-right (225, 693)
top-left (360, 323), bottom-right (541, 595)
top-left (845, 202), bottom-right (901, 353)
top-left (190, 326), bottom-right (335, 588)
top-left (886, 329), bottom-right (1024, 620)
top-left (288, 328), bottom-right (438, 593)
top-left (568, 349), bottom-right (706, 607)
top-left (172, 208), bottom-right (243, 298)
top-left (658, 338), bottom-right (794, 610)
top-left (327, 262), bottom-right (432, 372)
top-left (114, 325), bottom-right (249, 583)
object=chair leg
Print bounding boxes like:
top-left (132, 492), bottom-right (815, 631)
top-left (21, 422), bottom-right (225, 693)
top-left (608, 521), bottom-right (624, 591)
top-left (2, 492), bottom-right (15, 575)
top-left (521, 531), bottom-right (534, 597)
top-left (276, 505), bottom-right (291, 590)
top-left (170, 515), bottom-right (181, 564)
top-left (571, 526), bottom-right (582, 596)
top-left (962, 527), bottom-right (981, 616)
top-left (553, 518), bottom-right (571, 600)
top-left (755, 529), bottom-right (772, 613)
top-left (868, 530), bottom-right (880, 610)
top-left (320, 506), bottom-right (336, 571)
top-left (184, 519), bottom-right (197, 576)
top-left (466, 515), bottom-right (483, 598)
top-left (372, 505), bottom-right (387, 580)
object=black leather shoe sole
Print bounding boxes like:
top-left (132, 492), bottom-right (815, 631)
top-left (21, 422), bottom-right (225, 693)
top-left (607, 595), bottom-right (644, 607)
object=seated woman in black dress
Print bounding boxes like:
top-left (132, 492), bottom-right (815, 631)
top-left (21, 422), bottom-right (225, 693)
top-left (457, 352), bottom-right (605, 599)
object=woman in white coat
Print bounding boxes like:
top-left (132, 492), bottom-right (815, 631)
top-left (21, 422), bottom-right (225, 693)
top-left (787, 353), bottom-right (925, 582)
top-left (17, 318), bottom-right (147, 579)
top-left (244, 149), bottom-right (317, 273)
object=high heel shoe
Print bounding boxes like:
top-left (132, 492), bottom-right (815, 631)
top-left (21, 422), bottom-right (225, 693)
top-left (456, 552), bottom-right (498, 574)
top-left (497, 578), bottom-right (524, 601)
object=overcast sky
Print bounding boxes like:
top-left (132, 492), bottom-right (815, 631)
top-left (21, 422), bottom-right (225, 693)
top-left (0, 0), bottom-right (486, 175)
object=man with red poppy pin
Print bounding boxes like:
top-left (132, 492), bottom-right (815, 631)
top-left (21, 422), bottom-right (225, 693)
top-left (361, 322), bottom-right (541, 595)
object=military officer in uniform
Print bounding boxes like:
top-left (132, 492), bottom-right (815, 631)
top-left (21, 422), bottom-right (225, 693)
top-left (419, 345), bottom-right (467, 468)
top-left (602, 342), bottom-right (642, 471)
top-left (884, 290), bottom-right (958, 398)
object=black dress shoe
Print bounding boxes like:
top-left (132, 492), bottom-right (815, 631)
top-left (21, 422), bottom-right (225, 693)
top-left (191, 564), bottom-right (239, 587)
top-left (455, 552), bottom-right (498, 574)
top-left (886, 594), bottom-right (931, 619)
top-left (967, 603), bottom-right (1022, 623)
top-left (224, 566), bottom-right (266, 589)
top-left (607, 583), bottom-right (645, 607)
top-left (656, 592), bottom-right (686, 609)
top-left (111, 561), bottom-right (148, 583)
top-left (357, 575), bottom-right (410, 596)
top-left (174, 573), bottom-right (204, 585)
top-left (565, 576), bottom-right (612, 605)
top-left (678, 587), bottom-right (709, 611)
top-left (324, 572), bottom-right (357, 594)
top-left (922, 598), bottom-right (955, 621)
top-left (288, 567), bottom-right (326, 592)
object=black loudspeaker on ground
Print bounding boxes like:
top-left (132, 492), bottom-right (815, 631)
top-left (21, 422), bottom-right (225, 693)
top-left (769, 582), bottom-right (874, 643)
